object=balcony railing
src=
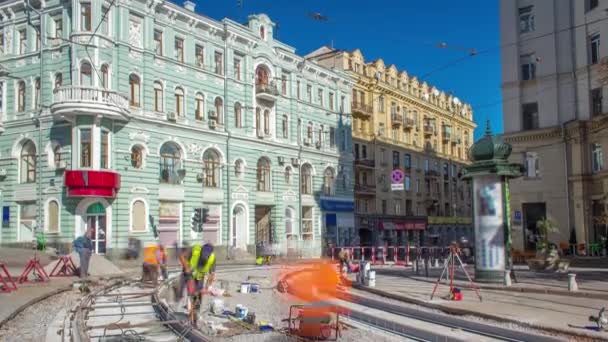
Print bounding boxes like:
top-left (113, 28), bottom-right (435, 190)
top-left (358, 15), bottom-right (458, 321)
top-left (423, 125), bottom-right (435, 136)
top-left (442, 131), bottom-right (451, 141)
top-left (404, 118), bottom-right (415, 129)
top-left (351, 101), bottom-right (373, 116)
top-left (451, 136), bottom-right (461, 145)
top-left (391, 113), bottom-right (403, 126)
top-left (354, 159), bottom-right (375, 168)
top-left (355, 184), bottom-right (376, 194)
top-left (255, 82), bottom-right (279, 101)
top-left (51, 86), bottom-right (130, 119)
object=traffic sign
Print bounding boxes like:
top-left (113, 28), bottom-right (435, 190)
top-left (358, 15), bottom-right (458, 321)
top-left (391, 169), bottom-right (404, 184)
top-left (391, 183), bottom-right (404, 191)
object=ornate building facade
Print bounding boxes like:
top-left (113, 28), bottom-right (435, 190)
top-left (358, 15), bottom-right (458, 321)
top-left (310, 47), bottom-right (476, 246)
top-left (0, 0), bottom-right (353, 258)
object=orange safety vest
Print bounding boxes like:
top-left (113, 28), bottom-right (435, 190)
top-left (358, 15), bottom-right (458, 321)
top-left (143, 246), bottom-right (160, 266)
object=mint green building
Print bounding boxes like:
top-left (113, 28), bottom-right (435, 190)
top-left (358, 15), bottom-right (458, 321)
top-left (0, 0), bottom-right (354, 258)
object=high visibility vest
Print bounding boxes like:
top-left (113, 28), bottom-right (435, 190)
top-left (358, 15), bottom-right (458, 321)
top-left (189, 245), bottom-right (216, 280)
top-left (143, 246), bottom-right (160, 265)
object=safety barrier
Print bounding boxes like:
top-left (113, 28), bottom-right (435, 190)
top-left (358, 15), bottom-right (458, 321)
top-left (331, 246), bottom-right (452, 267)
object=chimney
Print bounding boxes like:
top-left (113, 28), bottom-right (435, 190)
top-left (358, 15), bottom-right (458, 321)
top-left (184, 1), bottom-right (196, 12)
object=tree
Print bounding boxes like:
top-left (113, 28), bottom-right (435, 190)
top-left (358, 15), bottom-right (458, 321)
top-left (536, 217), bottom-right (558, 251)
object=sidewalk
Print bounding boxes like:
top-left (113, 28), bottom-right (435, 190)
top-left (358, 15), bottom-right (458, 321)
top-left (353, 270), bottom-right (608, 340)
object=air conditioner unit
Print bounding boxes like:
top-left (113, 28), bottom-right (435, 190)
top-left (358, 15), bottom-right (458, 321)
top-left (55, 161), bottom-right (67, 170)
top-left (167, 112), bottom-right (178, 121)
top-left (0, 169), bottom-right (6, 178)
top-left (315, 141), bottom-right (322, 149)
top-left (208, 110), bottom-right (217, 119)
top-left (291, 158), bottom-right (300, 166)
top-left (278, 156), bottom-right (285, 165)
top-left (196, 173), bottom-right (204, 182)
top-left (209, 119), bottom-right (217, 129)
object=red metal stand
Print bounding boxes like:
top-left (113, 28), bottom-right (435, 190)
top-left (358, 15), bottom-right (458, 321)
top-left (0, 263), bottom-right (17, 293)
top-left (49, 255), bottom-right (77, 277)
top-left (430, 246), bottom-right (482, 302)
top-left (17, 257), bottom-right (50, 283)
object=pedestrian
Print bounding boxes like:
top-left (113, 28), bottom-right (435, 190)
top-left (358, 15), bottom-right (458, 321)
top-left (73, 228), bottom-right (94, 279)
top-left (142, 243), bottom-right (167, 285)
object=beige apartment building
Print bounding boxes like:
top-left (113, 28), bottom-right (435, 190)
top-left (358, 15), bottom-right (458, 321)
top-left (500, 0), bottom-right (608, 254)
top-left (309, 47), bottom-right (476, 246)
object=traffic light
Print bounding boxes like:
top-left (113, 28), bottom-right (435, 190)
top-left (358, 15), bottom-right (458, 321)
top-left (191, 208), bottom-right (203, 232)
top-left (202, 208), bottom-right (209, 224)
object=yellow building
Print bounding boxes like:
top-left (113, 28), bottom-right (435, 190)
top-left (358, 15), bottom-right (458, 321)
top-left (309, 47), bottom-right (477, 246)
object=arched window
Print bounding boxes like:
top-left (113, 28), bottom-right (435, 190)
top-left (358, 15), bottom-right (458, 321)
top-left (203, 149), bottom-right (220, 188)
top-left (131, 145), bottom-right (144, 169)
top-left (175, 87), bottom-right (184, 116)
top-left (263, 109), bottom-right (270, 135)
top-left (285, 206), bottom-right (296, 240)
top-left (54, 73), bottom-right (62, 90)
top-left (34, 77), bottom-right (40, 108)
top-left (260, 25), bottom-right (265, 40)
top-left (153, 81), bottom-right (163, 112)
top-left (20, 140), bottom-right (36, 184)
top-left (255, 65), bottom-right (269, 86)
top-left (17, 81), bottom-right (26, 112)
top-left (80, 62), bottom-right (92, 86)
top-left (195, 93), bottom-right (204, 121)
top-left (47, 200), bottom-right (60, 233)
top-left (234, 102), bottom-right (242, 128)
top-left (129, 74), bottom-right (141, 107)
top-left (257, 157), bottom-right (271, 192)
top-left (131, 200), bottom-right (146, 232)
top-left (214, 97), bottom-right (223, 124)
top-left (101, 64), bottom-right (109, 89)
top-left (301, 164), bottom-right (313, 195)
top-left (323, 167), bottom-right (335, 196)
top-left (53, 144), bottom-right (62, 167)
top-left (234, 159), bottom-right (244, 179)
top-left (159, 142), bottom-right (182, 184)
top-left (285, 166), bottom-right (292, 185)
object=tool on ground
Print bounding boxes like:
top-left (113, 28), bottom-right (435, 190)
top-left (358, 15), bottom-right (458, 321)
top-left (589, 307), bottom-right (608, 330)
top-left (17, 256), bottom-right (50, 283)
top-left (430, 245), bottom-right (482, 302)
top-left (49, 255), bottom-right (78, 277)
top-left (0, 262), bottom-right (17, 293)
top-left (287, 304), bottom-right (340, 340)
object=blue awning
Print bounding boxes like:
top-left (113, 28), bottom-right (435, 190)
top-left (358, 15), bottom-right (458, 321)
top-left (320, 199), bottom-right (354, 212)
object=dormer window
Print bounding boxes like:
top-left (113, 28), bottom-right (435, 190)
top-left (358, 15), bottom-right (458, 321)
top-left (260, 25), bottom-right (266, 40)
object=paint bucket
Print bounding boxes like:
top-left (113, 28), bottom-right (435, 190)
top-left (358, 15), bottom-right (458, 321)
top-left (367, 271), bottom-right (376, 287)
top-left (240, 283), bottom-right (250, 293)
top-left (249, 283), bottom-right (260, 293)
top-left (235, 304), bottom-right (248, 319)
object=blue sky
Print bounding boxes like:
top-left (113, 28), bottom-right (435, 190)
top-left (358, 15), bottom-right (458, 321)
top-left (186, 0), bottom-right (502, 139)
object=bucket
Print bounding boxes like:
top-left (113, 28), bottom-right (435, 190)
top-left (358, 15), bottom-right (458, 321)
top-left (240, 283), bottom-right (250, 293)
top-left (235, 304), bottom-right (248, 319)
top-left (367, 270), bottom-right (376, 287)
top-left (249, 283), bottom-right (260, 293)
top-left (211, 299), bottom-right (224, 314)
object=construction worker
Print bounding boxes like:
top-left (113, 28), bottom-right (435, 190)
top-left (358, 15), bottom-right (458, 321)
top-left (177, 242), bottom-right (216, 306)
top-left (142, 243), bottom-right (165, 285)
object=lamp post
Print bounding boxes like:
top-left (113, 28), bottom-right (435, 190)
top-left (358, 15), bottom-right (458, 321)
top-left (461, 121), bottom-right (524, 284)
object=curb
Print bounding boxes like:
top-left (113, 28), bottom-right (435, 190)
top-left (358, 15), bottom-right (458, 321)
top-left (0, 285), bottom-right (73, 329)
top-left (353, 284), bottom-right (605, 341)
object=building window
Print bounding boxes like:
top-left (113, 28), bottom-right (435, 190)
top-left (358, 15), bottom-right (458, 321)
top-left (416, 179), bottom-right (420, 193)
top-left (80, 129), bottom-right (91, 168)
top-left (405, 175), bottom-right (411, 191)
top-left (378, 96), bottom-right (385, 113)
top-left (362, 145), bottom-right (367, 159)
top-left (260, 25), bottom-right (266, 40)
top-left (424, 159), bottom-right (429, 172)
top-left (590, 34), bottom-right (600, 65)
top-left (317, 89), bottom-right (324, 106)
top-left (263, 110), bottom-right (270, 135)
top-left (160, 142), bottom-right (182, 184)
top-left (52, 144), bottom-right (62, 168)
top-left (81, 3), bottom-right (92, 31)
top-left (234, 160), bottom-right (244, 179)
top-left (588, 0), bottom-right (599, 11)
top-left (100, 131), bottom-right (109, 169)
top-left (20, 140), bottom-right (36, 183)
top-left (282, 115), bottom-right (289, 138)
top-left (285, 207), bottom-right (296, 240)
top-left (404, 153), bottom-right (411, 169)
top-left (214, 52), bottom-right (223, 75)
top-left (175, 87), bottom-right (184, 117)
top-left (329, 127), bottom-right (336, 148)
top-left (154, 81), bottom-right (163, 112)
top-left (17, 81), bottom-right (26, 112)
top-left (0, 33), bottom-right (3, 55)
top-left (154, 29), bottom-right (163, 55)
top-left (234, 58), bottom-right (241, 81)
top-left (324, 168), bottom-right (334, 196)
top-left (101, 6), bottom-right (109, 35)
top-left (34, 26), bottom-right (40, 51)
top-left (131, 145), bottom-right (144, 169)
top-left (520, 54), bottom-right (536, 81)
top-left (101, 65), bottom-right (109, 89)
top-left (306, 122), bottom-right (313, 143)
top-left (592, 143), bottom-right (603, 173)
top-left (131, 200), bottom-right (146, 232)
top-left (195, 93), bottom-right (204, 120)
top-left (174, 38), bottom-right (184, 62)
top-left (257, 158), bottom-right (271, 192)
top-left (392, 151), bottom-right (400, 169)
top-left (46, 200), bottom-right (59, 233)
top-left (129, 74), bottom-right (141, 107)
top-left (381, 200), bottom-right (387, 214)
top-left (519, 6), bottom-right (534, 33)
top-left (20, 202), bottom-right (36, 236)
top-left (235, 102), bottom-right (242, 128)
top-left (18, 29), bottom-right (26, 54)
top-left (34, 78), bottom-right (40, 108)
top-left (256, 108), bottom-right (262, 136)
top-left (215, 97), bottom-right (223, 124)
top-left (301, 164), bottom-right (313, 195)
top-left (195, 44), bottom-right (204, 67)
top-left (329, 92), bottom-right (335, 111)
top-left (522, 102), bottom-right (539, 130)
top-left (297, 81), bottom-right (301, 100)
top-left (302, 206), bottom-right (313, 240)
top-left (307, 85), bottom-right (312, 103)
top-left (592, 88), bottom-right (603, 116)
top-left (340, 95), bottom-right (345, 113)
top-left (81, 62), bottom-right (92, 86)
top-left (281, 73), bottom-right (288, 96)
top-left (203, 149), bottom-right (220, 188)
top-left (285, 166), bottom-right (293, 185)
top-left (524, 152), bottom-right (540, 178)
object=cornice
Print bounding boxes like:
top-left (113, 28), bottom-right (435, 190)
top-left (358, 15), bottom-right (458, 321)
top-left (503, 127), bottom-right (562, 143)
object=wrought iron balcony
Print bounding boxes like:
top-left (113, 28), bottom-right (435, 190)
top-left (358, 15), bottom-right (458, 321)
top-left (51, 86), bottom-right (130, 120)
top-left (255, 82), bottom-right (279, 101)
top-left (354, 159), bottom-right (375, 168)
top-left (423, 125), bottom-right (435, 136)
top-left (451, 136), bottom-right (461, 145)
top-left (403, 118), bottom-right (415, 129)
top-left (391, 113), bottom-right (403, 126)
top-left (442, 131), bottom-right (451, 141)
top-left (355, 184), bottom-right (376, 195)
top-left (351, 101), bottom-right (373, 117)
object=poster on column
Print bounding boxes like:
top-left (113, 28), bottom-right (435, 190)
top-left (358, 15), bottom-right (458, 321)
top-left (473, 175), bottom-right (505, 271)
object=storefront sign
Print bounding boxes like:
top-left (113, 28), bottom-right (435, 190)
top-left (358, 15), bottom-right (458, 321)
top-left (473, 175), bottom-right (505, 271)
top-left (378, 219), bottom-right (426, 230)
top-left (320, 199), bottom-right (354, 212)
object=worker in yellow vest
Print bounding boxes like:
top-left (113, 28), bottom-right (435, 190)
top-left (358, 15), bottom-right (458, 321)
top-left (177, 243), bottom-right (216, 304)
top-left (142, 243), bottom-right (166, 285)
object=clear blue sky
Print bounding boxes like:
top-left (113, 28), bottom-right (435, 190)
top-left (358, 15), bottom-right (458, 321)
top-left (185, 0), bottom-right (502, 140)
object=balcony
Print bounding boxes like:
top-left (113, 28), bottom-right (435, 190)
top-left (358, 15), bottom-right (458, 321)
top-left (403, 118), bottom-right (415, 130)
top-left (355, 184), bottom-right (376, 195)
top-left (51, 86), bottom-right (130, 121)
top-left (423, 125), bottom-right (435, 136)
top-left (351, 101), bottom-right (373, 117)
top-left (354, 159), bottom-right (375, 169)
top-left (442, 131), bottom-right (451, 142)
top-left (255, 82), bottom-right (279, 102)
top-left (391, 113), bottom-right (403, 126)
top-left (451, 136), bottom-right (461, 145)
top-left (425, 170), bottom-right (440, 178)
top-left (64, 170), bottom-right (121, 198)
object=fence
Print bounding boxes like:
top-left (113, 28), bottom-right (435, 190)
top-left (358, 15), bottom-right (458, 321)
top-left (330, 246), bottom-right (452, 266)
